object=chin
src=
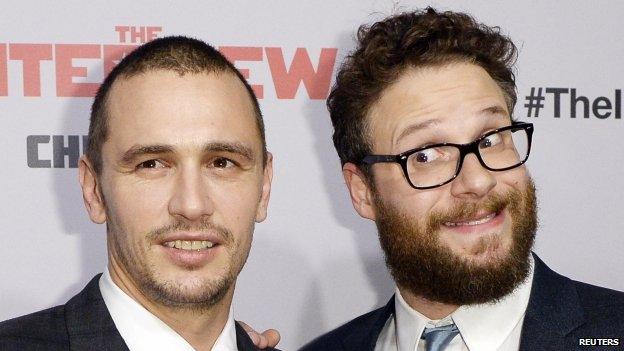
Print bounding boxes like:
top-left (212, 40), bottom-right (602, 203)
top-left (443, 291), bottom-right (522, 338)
top-left (167, 266), bottom-right (230, 288)
top-left (453, 233), bottom-right (513, 265)
top-left (147, 273), bottom-right (234, 309)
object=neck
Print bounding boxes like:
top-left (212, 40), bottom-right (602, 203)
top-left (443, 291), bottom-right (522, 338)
top-left (108, 259), bottom-right (233, 351)
top-left (398, 286), bottom-right (459, 320)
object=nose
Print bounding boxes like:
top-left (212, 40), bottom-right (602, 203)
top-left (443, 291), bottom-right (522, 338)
top-left (450, 153), bottom-right (496, 199)
top-left (168, 166), bottom-right (214, 221)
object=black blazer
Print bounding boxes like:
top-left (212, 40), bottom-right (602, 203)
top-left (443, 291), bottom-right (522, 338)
top-left (300, 254), bottom-right (624, 351)
top-left (0, 274), bottom-right (279, 351)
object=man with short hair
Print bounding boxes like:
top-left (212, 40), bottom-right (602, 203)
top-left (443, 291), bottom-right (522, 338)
top-left (302, 8), bottom-right (624, 351)
top-left (0, 36), bottom-right (278, 351)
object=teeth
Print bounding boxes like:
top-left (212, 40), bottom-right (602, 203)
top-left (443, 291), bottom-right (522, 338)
top-left (445, 213), bottom-right (496, 227)
top-left (163, 240), bottom-right (215, 250)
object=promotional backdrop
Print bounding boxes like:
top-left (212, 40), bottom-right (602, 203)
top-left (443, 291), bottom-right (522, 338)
top-left (1, 1), bottom-right (623, 350)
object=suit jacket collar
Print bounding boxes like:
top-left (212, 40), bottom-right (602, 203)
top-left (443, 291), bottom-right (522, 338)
top-left (64, 274), bottom-right (274, 351)
top-left (342, 296), bottom-right (395, 351)
top-left (336, 254), bottom-right (586, 351)
top-left (519, 253), bottom-right (585, 350)
top-left (64, 274), bottom-right (129, 350)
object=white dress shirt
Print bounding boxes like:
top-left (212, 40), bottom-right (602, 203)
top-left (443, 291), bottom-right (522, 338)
top-left (99, 268), bottom-right (238, 351)
top-left (375, 256), bottom-right (534, 351)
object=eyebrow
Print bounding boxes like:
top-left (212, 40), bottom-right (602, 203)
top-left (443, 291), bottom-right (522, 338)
top-left (481, 105), bottom-right (508, 116)
top-left (120, 144), bottom-right (174, 165)
top-left (395, 104), bottom-right (509, 144)
top-left (119, 141), bottom-right (256, 166)
top-left (203, 141), bottom-right (255, 161)
top-left (396, 118), bottom-right (441, 144)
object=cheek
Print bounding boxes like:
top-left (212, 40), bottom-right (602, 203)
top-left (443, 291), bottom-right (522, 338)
top-left (210, 181), bottom-right (261, 226)
top-left (377, 185), bottom-right (440, 221)
top-left (106, 179), bottom-right (171, 232)
top-left (373, 164), bottom-right (407, 190)
top-left (212, 186), bottom-right (257, 260)
top-left (497, 166), bottom-right (529, 189)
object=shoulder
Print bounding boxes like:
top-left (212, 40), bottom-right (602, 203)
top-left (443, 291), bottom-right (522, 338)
top-left (0, 275), bottom-right (105, 350)
top-left (532, 254), bottom-right (624, 332)
top-left (572, 279), bottom-right (624, 328)
top-left (537, 255), bottom-right (624, 322)
top-left (300, 302), bottom-right (393, 351)
top-left (0, 305), bottom-right (69, 350)
top-left (573, 279), bottom-right (624, 308)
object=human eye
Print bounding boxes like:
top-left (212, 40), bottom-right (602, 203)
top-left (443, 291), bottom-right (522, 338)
top-left (412, 147), bottom-right (449, 163)
top-left (136, 159), bottom-right (166, 170)
top-left (210, 157), bottom-right (237, 169)
top-left (479, 132), bottom-right (503, 149)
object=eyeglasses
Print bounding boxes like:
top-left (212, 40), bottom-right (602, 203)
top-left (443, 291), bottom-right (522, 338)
top-left (360, 122), bottom-right (534, 190)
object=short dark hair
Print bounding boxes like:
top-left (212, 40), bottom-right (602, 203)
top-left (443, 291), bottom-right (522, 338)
top-left (87, 36), bottom-right (266, 175)
top-left (328, 7), bottom-right (518, 168)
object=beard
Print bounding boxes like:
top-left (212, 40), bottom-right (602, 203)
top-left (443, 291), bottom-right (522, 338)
top-left (107, 215), bottom-right (252, 311)
top-left (374, 178), bottom-right (537, 306)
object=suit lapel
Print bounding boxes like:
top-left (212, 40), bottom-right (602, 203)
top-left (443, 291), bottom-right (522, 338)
top-left (64, 274), bottom-right (129, 351)
top-left (332, 255), bottom-right (585, 351)
top-left (342, 296), bottom-right (395, 351)
top-left (519, 254), bottom-right (585, 351)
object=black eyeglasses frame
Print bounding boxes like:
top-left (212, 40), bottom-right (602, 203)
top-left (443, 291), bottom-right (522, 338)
top-left (360, 122), bottom-right (534, 190)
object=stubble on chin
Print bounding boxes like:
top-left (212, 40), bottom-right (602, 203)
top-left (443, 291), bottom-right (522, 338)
top-left (106, 216), bottom-right (251, 312)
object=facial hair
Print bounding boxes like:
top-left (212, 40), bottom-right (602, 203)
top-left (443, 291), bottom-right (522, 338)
top-left (107, 216), bottom-right (253, 311)
top-left (374, 179), bottom-right (537, 305)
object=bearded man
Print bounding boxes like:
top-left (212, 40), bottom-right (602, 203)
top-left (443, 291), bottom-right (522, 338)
top-left (302, 8), bottom-right (624, 351)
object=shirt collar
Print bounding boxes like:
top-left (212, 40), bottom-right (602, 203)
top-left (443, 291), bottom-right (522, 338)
top-left (394, 256), bottom-right (534, 351)
top-left (99, 268), bottom-right (238, 351)
top-left (394, 287), bottom-right (439, 351)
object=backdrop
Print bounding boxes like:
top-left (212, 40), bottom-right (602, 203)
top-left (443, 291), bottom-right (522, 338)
top-left (1, 1), bottom-right (623, 350)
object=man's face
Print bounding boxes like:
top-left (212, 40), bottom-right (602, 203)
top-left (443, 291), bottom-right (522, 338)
top-left (85, 70), bottom-right (272, 309)
top-left (348, 62), bottom-right (537, 304)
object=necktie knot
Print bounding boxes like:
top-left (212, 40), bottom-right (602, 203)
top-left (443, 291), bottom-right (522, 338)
top-left (421, 324), bottom-right (460, 351)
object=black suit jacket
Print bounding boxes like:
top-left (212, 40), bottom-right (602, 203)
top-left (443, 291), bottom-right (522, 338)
top-left (301, 255), bottom-right (624, 350)
top-left (0, 274), bottom-right (279, 351)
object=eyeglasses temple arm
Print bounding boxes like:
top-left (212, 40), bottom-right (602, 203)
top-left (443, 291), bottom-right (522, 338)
top-left (361, 154), bottom-right (401, 164)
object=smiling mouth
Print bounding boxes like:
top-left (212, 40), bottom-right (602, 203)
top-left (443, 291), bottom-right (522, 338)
top-left (443, 211), bottom-right (499, 227)
top-left (163, 240), bottom-right (216, 251)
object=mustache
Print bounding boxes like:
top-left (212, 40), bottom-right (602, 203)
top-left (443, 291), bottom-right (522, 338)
top-left (426, 191), bottom-right (516, 230)
top-left (146, 218), bottom-right (232, 243)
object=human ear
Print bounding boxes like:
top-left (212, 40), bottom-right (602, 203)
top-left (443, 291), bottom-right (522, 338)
top-left (78, 156), bottom-right (107, 224)
top-left (342, 162), bottom-right (377, 221)
top-left (255, 152), bottom-right (273, 222)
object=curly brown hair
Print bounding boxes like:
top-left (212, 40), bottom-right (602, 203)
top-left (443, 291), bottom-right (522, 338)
top-left (328, 7), bottom-right (518, 169)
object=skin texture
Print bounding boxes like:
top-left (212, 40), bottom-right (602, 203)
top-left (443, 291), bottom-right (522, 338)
top-left (79, 69), bottom-right (273, 350)
top-left (343, 62), bottom-right (536, 319)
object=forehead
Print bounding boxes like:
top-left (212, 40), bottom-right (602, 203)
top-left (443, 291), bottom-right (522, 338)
top-left (104, 69), bottom-right (260, 153)
top-left (367, 62), bottom-right (509, 149)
